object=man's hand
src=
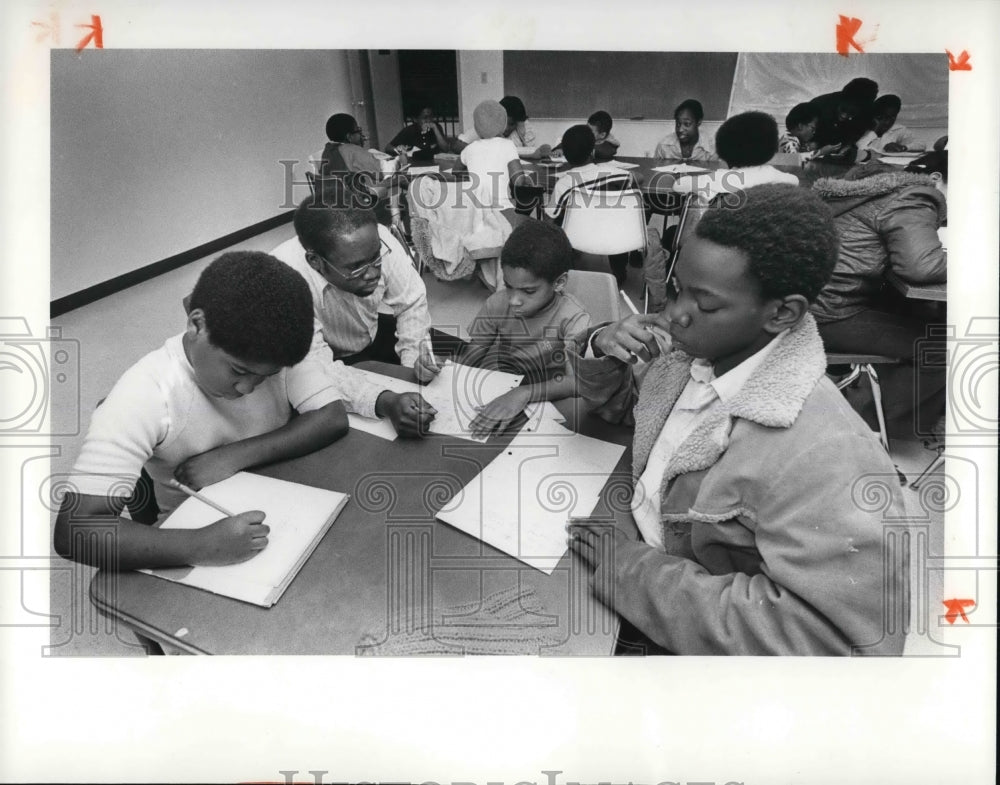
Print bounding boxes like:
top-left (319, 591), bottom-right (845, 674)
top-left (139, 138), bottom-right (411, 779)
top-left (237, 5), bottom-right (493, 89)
top-left (593, 313), bottom-right (671, 364)
top-left (413, 340), bottom-right (442, 383)
top-left (469, 387), bottom-right (532, 439)
top-left (376, 390), bottom-right (437, 438)
top-left (174, 446), bottom-right (242, 490)
top-left (883, 142), bottom-right (908, 153)
top-left (190, 511), bottom-right (270, 566)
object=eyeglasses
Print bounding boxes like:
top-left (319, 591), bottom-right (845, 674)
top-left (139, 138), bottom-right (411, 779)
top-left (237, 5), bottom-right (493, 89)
top-left (311, 238), bottom-right (391, 280)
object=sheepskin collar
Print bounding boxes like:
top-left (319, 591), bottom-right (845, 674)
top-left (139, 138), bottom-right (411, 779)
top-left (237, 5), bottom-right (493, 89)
top-left (630, 313), bottom-right (827, 484)
top-left (812, 170), bottom-right (937, 200)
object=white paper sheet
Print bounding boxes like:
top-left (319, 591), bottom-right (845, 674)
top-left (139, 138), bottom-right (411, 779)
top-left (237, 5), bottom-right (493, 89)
top-left (437, 423), bottom-right (627, 573)
top-left (607, 160), bottom-right (640, 169)
top-left (141, 473), bottom-right (349, 607)
top-left (652, 163), bottom-right (712, 174)
top-left (348, 362), bottom-right (524, 442)
top-left (407, 165), bottom-right (440, 175)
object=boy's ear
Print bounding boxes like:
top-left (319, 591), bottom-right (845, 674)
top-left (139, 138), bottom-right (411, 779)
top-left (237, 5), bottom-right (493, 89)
top-left (766, 295), bottom-right (808, 334)
top-left (552, 272), bottom-right (569, 293)
top-left (182, 293), bottom-right (192, 314)
top-left (186, 307), bottom-right (208, 336)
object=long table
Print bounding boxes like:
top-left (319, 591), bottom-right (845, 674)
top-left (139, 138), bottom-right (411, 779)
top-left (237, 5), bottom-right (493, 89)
top-left (90, 366), bottom-right (638, 655)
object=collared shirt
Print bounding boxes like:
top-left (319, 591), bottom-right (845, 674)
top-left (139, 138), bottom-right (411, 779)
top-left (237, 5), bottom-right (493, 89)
top-left (631, 332), bottom-right (788, 548)
top-left (544, 162), bottom-right (636, 220)
top-left (654, 132), bottom-right (717, 162)
top-left (271, 224), bottom-right (431, 369)
top-left (857, 124), bottom-right (925, 153)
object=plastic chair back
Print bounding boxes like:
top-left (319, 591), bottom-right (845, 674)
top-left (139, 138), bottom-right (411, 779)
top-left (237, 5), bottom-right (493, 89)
top-left (564, 269), bottom-right (623, 326)
top-left (560, 174), bottom-right (647, 256)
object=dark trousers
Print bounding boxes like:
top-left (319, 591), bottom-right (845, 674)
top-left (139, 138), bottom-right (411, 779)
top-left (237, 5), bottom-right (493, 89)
top-left (818, 307), bottom-right (947, 440)
top-left (340, 313), bottom-right (403, 366)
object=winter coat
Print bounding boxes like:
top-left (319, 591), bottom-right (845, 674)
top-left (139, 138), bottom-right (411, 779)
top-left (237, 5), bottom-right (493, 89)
top-left (571, 315), bottom-right (906, 655)
top-left (811, 171), bottom-right (946, 323)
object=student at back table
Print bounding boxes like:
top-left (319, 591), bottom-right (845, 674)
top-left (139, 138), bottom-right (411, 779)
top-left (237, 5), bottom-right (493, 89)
top-left (54, 252), bottom-right (350, 570)
top-left (270, 198), bottom-right (439, 436)
top-left (545, 123), bottom-right (637, 287)
top-left (568, 184), bottom-right (906, 655)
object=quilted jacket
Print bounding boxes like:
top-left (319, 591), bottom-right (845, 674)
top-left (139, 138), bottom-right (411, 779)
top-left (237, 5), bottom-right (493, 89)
top-left (810, 170), bottom-right (946, 323)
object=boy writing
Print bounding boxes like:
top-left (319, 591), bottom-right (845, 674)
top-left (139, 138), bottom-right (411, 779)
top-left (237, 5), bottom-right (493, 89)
top-left (459, 221), bottom-right (591, 438)
top-left (54, 252), bottom-right (350, 570)
top-left (568, 184), bottom-right (906, 655)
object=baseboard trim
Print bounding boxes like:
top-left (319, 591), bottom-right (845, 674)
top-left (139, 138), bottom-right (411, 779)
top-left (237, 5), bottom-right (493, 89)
top-left (50, 212), bottom-right (295, 318)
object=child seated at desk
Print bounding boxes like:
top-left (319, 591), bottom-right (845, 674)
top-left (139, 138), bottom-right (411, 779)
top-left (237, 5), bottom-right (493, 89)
top-left (545, 124), bottom-right (638, 286)
top-left (568, 184), bottom-right (906, 655)
top-left (459, 220), bottom-right (591, 437)
top-left (779, 102), bottom-right (819, 154)
top-left (455, 100), bottom-right (533, 233)
top-left (857, 94), bottom-right (927, 156)
top-left (673, 111), bottom-right (799, 201)
top-left (654, 99), bottom-right (717, 162)
top-left (53, 252), bottom-right (350, 570)
top-left (588, 110), bottom-right (621, 162)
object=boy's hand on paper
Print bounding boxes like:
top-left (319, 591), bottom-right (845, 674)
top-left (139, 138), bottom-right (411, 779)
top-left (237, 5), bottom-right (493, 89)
top-left (174, 447), bottom-right (241, 491)
top-left (377, 390), bottom-right (437, 438)
top-left (883, 142), bottom-right (907, 153)
top-left (191, 511), bottom-right (270, 566)
top-left (593, 313), bottom-right (671, 364)
top-left (469, 387), bottom-right (532, 439)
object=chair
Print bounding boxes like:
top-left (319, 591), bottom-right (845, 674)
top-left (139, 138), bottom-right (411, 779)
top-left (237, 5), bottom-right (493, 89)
top-left (389, 222), bottom-right (422, 274)
top-left (644, 192), bottom-right (694, 312)
top-left (559, 174), bottom-right (647, 259)
top-left (826, 352), bottom-right (906, 483)
top-left (564, 269), bottom-right (623, 326)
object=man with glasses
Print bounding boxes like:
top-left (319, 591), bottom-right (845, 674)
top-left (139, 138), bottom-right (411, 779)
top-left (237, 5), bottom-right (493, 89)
top-left (270, 198), bottom-right (439, 437)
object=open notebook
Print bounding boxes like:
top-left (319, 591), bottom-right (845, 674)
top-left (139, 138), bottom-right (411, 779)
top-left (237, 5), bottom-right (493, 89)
top-left (141, 472), bottom-right (349, 608)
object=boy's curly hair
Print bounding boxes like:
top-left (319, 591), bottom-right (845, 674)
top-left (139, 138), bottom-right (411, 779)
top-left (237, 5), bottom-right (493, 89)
top-left (501, 220), bottom-right (573, 283)
top-left (189, 251), bottom-right (314, 367)
top-left (715, 111), bottom-right (780, 167)
top-left (694, 184), bottom-right (839, 303)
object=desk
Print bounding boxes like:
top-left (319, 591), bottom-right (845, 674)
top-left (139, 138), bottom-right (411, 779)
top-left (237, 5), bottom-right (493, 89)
top-left (884, 270), bottom-right (947, 301)
top-left (90, 366), bottom-right (637, 655)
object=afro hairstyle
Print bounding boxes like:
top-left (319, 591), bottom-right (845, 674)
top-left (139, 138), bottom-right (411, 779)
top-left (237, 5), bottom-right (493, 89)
top-left (715, 111), bottom-right (780, 167)
top-left (188, 251), bottom-right (314, 367)
top-left (500, 220), bottom-right (574, 283)
top-left (561, 124), bottom-right (596, 166)
top-left (694, 184), bottom-right (838, 303)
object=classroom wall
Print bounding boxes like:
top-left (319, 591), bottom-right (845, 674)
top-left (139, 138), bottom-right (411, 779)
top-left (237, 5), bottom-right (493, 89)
top-left (457, 51), bottom-right (505, 135)
top-left (367, 50), bottom-right (404, 150)
top-left (455, 51), bottom-right (946, 156)
top-left (51, 50), bottom-right (353, 301)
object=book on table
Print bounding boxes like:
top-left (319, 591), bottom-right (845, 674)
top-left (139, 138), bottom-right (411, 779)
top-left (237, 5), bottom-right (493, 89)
top-left (141, 472), bottom-right (349, 608)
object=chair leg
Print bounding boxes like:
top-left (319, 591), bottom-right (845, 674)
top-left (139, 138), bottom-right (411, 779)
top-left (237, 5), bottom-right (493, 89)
top-left (909, 451), bottom-right (945, 490)
top-left (863, 363), bottom-right (891, 453)
top-left (834, 364), bottom-right (863, 391)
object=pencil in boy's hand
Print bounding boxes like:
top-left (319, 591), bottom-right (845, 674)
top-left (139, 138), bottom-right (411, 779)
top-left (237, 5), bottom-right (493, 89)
top-left (170, 479), bottom-right (237, 518)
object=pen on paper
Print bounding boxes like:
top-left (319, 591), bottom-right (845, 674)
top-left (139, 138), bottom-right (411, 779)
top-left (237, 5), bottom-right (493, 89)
top-left (170, 479), bottom-right (236, 517)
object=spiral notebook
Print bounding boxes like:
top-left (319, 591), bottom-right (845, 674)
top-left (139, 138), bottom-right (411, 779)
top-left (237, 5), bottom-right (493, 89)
top-left (141, 472), bottom-right (349, 607)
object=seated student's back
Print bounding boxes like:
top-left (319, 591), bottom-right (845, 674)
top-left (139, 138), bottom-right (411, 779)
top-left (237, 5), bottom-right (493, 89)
top-left (546, 124), bottom-right (632, 222)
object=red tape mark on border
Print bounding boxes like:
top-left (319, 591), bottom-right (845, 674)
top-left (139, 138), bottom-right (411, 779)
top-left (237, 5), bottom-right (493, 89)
top-left (75, 14), bottom-right (103, 52)
top-left (836, 15), bottom-right (865, 55)
top-left (943, 599), bottom-right (975, 624)
top-left (947, 49), bottom-right (972, 71)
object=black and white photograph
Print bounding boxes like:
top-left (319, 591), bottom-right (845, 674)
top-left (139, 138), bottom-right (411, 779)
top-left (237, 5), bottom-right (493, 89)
top-left (1, 0), bottom-right (996, 782)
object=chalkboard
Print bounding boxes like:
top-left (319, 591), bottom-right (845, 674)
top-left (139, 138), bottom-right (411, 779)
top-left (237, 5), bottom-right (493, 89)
top-left (503, 51), bottom-right (738, 121)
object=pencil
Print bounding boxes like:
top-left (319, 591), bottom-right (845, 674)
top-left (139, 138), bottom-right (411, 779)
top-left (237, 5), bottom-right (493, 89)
top-left (170, 479), bottom-right (236, 517)
top-left (620, 290), bottom-right (640, 315)
top-left (422, 334), bottom-right (439, 370)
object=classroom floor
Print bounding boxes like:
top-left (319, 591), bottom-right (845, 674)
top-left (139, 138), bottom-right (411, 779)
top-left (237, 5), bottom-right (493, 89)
top-left (45, 223), bottom-right (946, 657)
